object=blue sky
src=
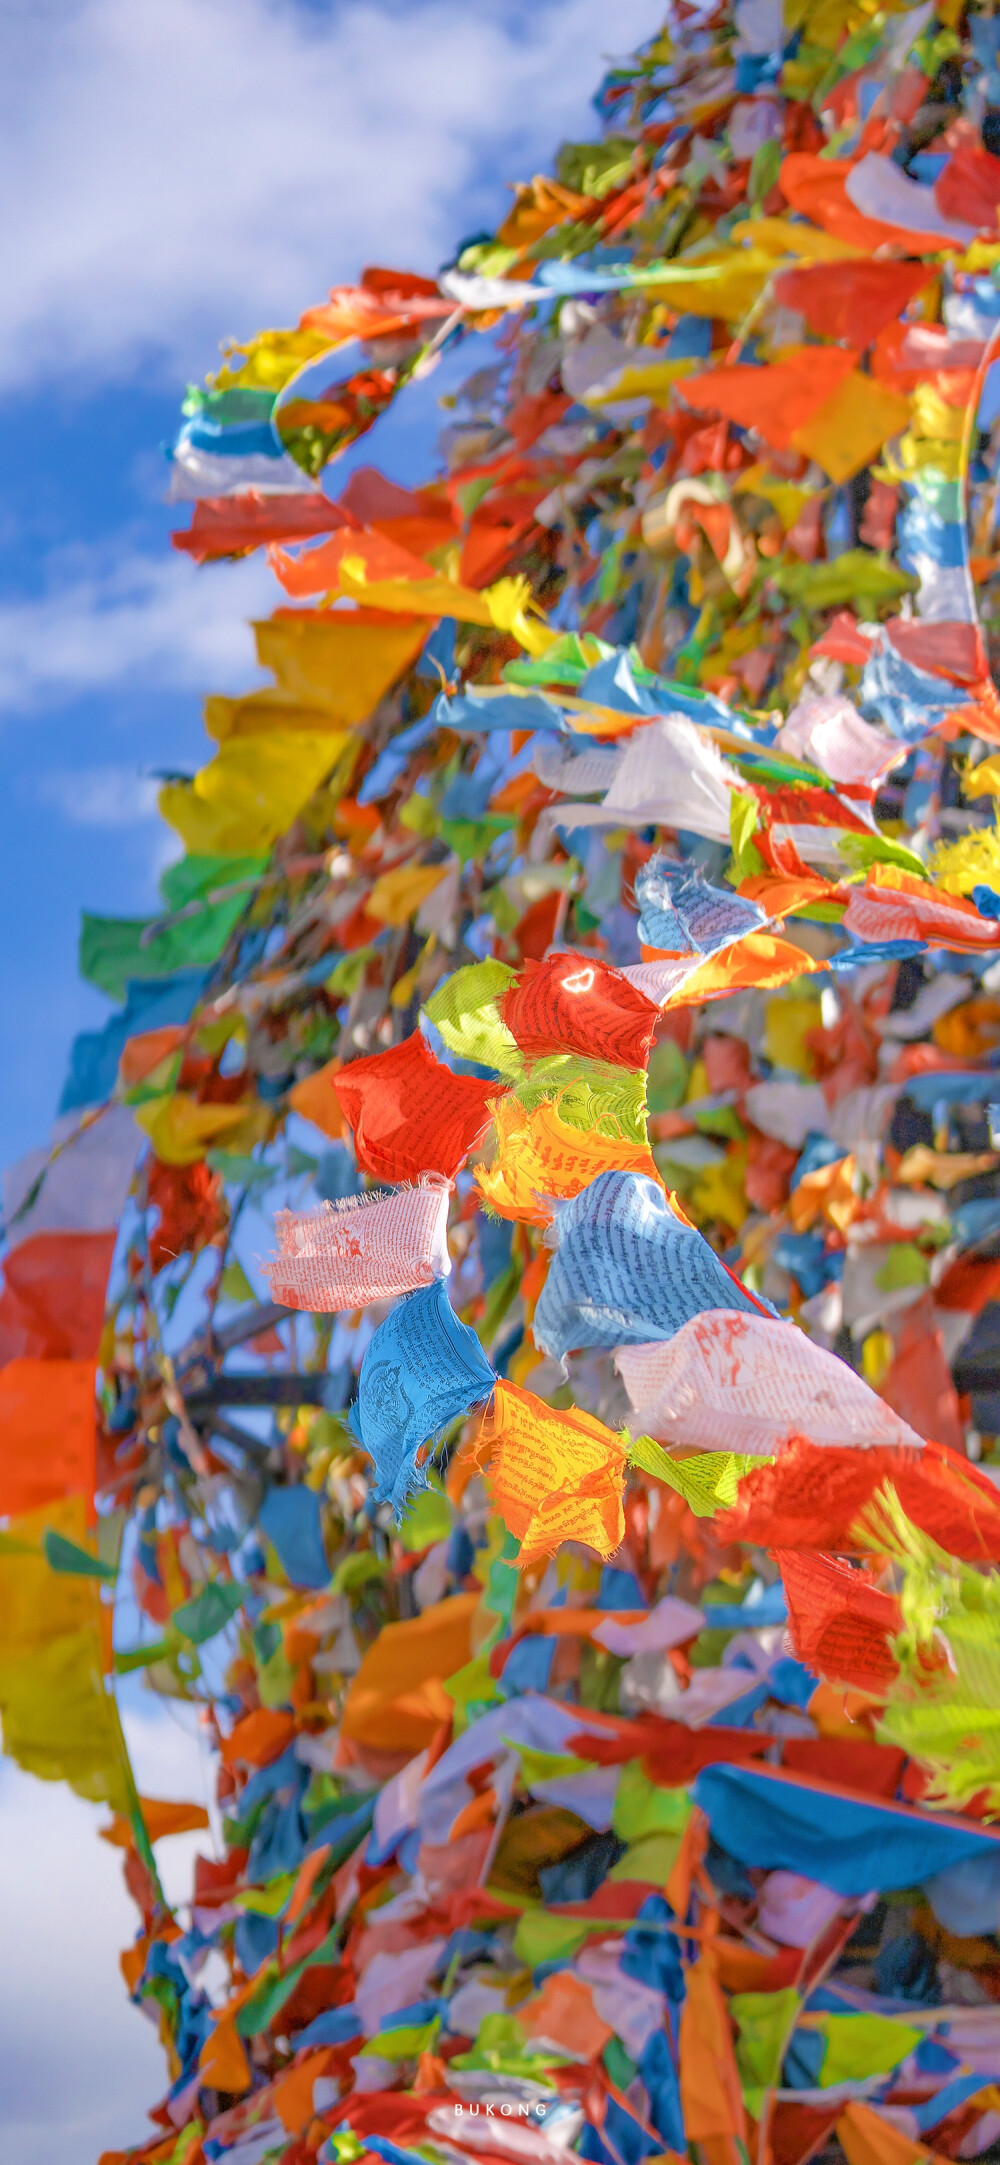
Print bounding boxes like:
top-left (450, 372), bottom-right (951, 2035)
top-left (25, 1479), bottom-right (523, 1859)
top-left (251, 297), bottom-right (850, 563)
top-left (0, 0), bottom-right (660, 1169)
top-left (0, 2), bottom-right (660, 2158)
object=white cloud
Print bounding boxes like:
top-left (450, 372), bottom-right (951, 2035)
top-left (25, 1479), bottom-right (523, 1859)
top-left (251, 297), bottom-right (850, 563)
top-left (0, 1704), bottom-right (211, 2165)
top-left (36, 763), bottom-right (161, 825)
top-left (0, 1703), bottom-right (219, 2161)
top-left (0, 545), bottom-right (274, 713)
top-left (0, 0), bottom-right (659, 395)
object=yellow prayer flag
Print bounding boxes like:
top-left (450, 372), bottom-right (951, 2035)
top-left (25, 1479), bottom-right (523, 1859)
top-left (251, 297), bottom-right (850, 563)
top-left (586, 357), bottom-right (698, 407)
top-left (366, 862), bottom-right (448, 927)
top-left (792, 373), bottom-right (912, 485)
top-left (159, 729), bottom-right (349, 854)
top-left (254, 611), bottom-right (427, 723)
top-left (204, 688), bottom-right (351, 741)
top-left (641, 247), bottom-right (777, 322)
top-left (964, 754), bottom-right (1000, 799)
top-left (730, 216), bottom-right (864, 261)
top-left (764, 992), bottom-right (822, 1077)
top-left (336, 557), bottom-right (488, 621)
top-left (331, 563), bottom-right (556, 659)
top-left (0, 1628), bottom-right (128, 1810)
top-left (213, 325), bottom-right (337, 393)
top-left (476, 1095), bottom-right (661, 1224)
top-left (0, 1498), bottom-right (99, 1658)
top-left (134, 1092), bottom-right (270, 1168)
top-left (910, 382), bottom-right (966, 443)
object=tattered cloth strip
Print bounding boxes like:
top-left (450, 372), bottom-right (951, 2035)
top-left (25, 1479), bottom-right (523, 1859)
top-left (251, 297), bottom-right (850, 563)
top-left (266, 1177), bottom-right (451, 1309)
top-left (476, 1378), bottom-right (627, 1562)
top-left (615, 1310), bottom-right (926, 1454)
top-left (349, 1278), bottom-right (495, 1509)
top-left (333, 1030), bottom-right (495, 1183)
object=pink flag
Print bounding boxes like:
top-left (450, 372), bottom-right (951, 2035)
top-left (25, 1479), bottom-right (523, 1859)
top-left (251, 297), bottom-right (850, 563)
top-left (265, 1176), bottom-right (450, 1312)
top-left (615, 1308), bottom-right (925, 1454)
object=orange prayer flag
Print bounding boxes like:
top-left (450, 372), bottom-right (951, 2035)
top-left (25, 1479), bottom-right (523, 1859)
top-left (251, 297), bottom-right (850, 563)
top-left (789, 1154), bottom-right (860, 1233)
top-left (269, 524), bottom-right (435, 599)
top-left (288, 1057), bottom-right (344, 1138)
top-left (273, 2048), bottom-right (339, 2133)
top-left (517, 1970), bottom-right (613, 2059)
top-left (118, 1026), bottom-right (187, 1088)
top-left (475, 1095), bottom-right (662, 1224)
top-left (477, 1379), bottom-right (626, 1562)
top-left (666, 1802), bottom-right (710, 1920)
top-left (838, 2101), bottom-right (949, 2165)
top-left (340, 1591), bottom-right (479, 1751)
top-left (219, 1707), bottom-right (295, 1769)
top-left (737, 873), bottom-right (839, 918)
top-left (199, 2016), bottom-right (252, 2096)
top-left (646, 931), bottom-right (821, 1003)
top-left (680, 346), bottom-right (857, 452)
top-left (0, 1358), bottom-right (97, 1517)
top-left (679, 1946), bottom-right (748, 2152)
top-left (100, 1798), bottom-right (211, 1848)
top-left (285, 1840), bottom-right (333, 1926)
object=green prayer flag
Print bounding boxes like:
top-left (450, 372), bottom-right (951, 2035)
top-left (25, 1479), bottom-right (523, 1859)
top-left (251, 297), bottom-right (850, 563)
top-left (425, 958), bottom-right (521, 1076)
top-left (79, 852), bottom-right (268, 1000)
top-left (173, 1579), bottom-right (245, 1645)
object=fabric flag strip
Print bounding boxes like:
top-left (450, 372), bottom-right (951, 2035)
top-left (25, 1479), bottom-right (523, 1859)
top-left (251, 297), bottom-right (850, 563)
top-left (266, 1178), bottom-right (452, 1311)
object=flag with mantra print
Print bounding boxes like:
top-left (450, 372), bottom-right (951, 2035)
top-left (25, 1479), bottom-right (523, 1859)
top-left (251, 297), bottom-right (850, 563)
top-left (349, 1278), bottom-right (496, 1510)
top-left (499, 952), bottom-right (660, 1069)
top-left (532, 1170), bottom-right (768, 1361)
top-left (614, 1310), bottom-right (926, 1455)
top-left (265, 1177), bottom-right (451, 1311)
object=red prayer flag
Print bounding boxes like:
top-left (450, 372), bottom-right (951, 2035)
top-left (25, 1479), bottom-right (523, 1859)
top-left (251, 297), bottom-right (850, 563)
top-left (567, 1713), bottom-right (773, 1782)
top-left (720, 1432), bottom-right (1000, 1564)
top-left (680, 345), bottom-right (858, 452)
top-left (777, 1548), bottom-right (901, 1693)
top-left (781, 1736), bottom-right (906, 1799)
top-left (332, 1030), bottom-right (495, 1183)
top-left (171, 492), bottom-right (352, 564)
top-left (935, 138), bottom-right (1000, 229)
top-left (500, 953), bottom-right (660, 1068)
top-left (773, 260), bottom-right (930, 346)
top-left (0, 1229), bottom-right (115, 1363)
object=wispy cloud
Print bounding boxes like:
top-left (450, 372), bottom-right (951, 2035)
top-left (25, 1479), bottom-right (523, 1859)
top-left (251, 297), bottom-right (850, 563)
top-left (0, 0), bottom-right (657, 395)
top-left (0, 546), bottom-right (275, 713)
top-left (35, 764), bottom-right (161, 827)
top-left (0, 1702), bottom-right (210, 2165)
